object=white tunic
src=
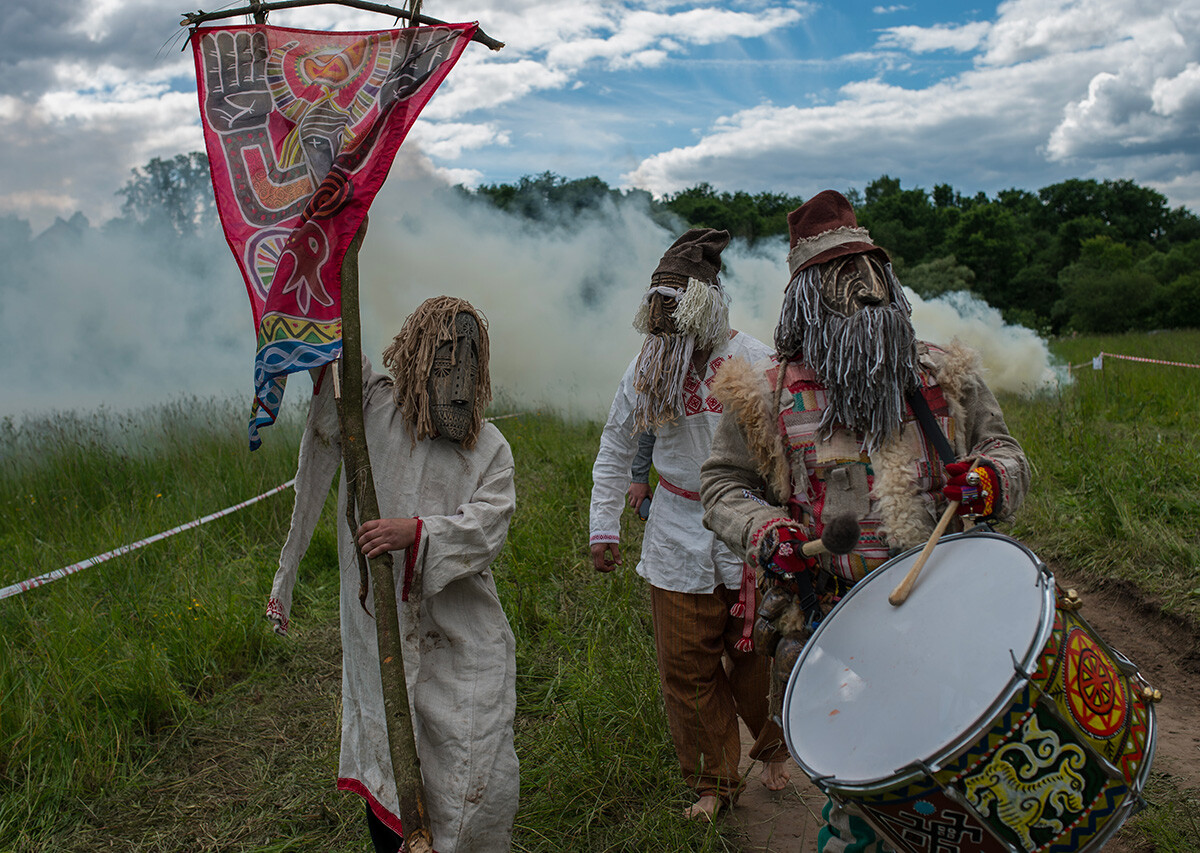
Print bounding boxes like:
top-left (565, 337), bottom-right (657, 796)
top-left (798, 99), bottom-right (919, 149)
top-left (268, 364), bottom-right (518, 853)
top-left (588, 331), bottom-right (773, 593)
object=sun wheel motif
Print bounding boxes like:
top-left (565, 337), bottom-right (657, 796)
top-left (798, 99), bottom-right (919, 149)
top-left (1065, 627), bottom-right (1127, 738)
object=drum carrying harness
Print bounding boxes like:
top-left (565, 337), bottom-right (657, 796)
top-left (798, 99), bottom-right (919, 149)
top-left (906, 388), bottom-right (956, 466)
top-left (906, 388), bottom-right (994, 535)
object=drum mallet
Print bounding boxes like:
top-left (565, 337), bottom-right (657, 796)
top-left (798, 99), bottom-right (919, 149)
top-left (888, 455), bottom-right (980, 606)
top-left (798, 513), bottom-right (861, 558)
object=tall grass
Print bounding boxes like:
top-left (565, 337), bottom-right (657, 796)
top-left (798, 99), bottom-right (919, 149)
top-left (0, 398), bottom-right (308, 839)
top-left (2, 330), bottom-right (1198, 850)
top-left (1003, 329), bottom-right (1200, 623)
top-left (497, 415), bottom-right (735, 851)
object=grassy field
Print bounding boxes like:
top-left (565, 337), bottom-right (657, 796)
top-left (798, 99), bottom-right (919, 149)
top-left (1002, 329), bottom-right (1200, 625)
top-left (1, 330), bottom-right (1198, 851)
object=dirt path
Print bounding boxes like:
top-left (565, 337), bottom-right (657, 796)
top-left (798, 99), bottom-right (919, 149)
top-left (726, 569), bottom-right (1200, 852)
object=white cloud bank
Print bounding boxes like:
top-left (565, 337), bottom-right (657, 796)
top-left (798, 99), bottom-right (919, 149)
top-left (624, 0), bottom-right (1200, 209)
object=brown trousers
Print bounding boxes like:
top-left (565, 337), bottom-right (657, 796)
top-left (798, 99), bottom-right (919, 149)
top-left (650, 584), bottom-right (789, 801)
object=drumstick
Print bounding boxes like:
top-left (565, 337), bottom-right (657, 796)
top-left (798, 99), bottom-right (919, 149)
top-left (799, 513), bottom-right (861, 557)
top-left (888, 455), bottom-right (980, 606)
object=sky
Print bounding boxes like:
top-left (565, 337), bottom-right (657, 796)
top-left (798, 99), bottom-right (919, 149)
top-left (4, 0), bottom-right (1200, 231)
top-left (3, 0), bottom-right (1187, 425)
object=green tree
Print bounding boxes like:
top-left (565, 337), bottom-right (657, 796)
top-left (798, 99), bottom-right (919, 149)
top-left (471, 172), bottom-right (623, 220)
top-left (115, 152), bottom-right (216, 237)
top-left (1055, 236), bottom-right (1160, 333)
top-left (1038, 178), bottom-right (1171, 246)
top-left (944, 203), bottom-right (1024, 307)
top-left (900, 255), bottom-right (976, 299)
top-left (1148, 271), bottom-right (1200, 330)
top-left (661, 184), bottom-right (802, 244)
top-left (859, 185), bottom-right (942, 264)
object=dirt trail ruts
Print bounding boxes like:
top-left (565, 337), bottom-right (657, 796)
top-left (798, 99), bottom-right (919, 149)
top-left (727, 569), bottom-right (1200, 852)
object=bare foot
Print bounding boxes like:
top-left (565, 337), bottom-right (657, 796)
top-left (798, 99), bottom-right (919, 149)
top-left (682, 794), bottom-right (723, 821)
top-left (760, 758), bottom-right (790, 791)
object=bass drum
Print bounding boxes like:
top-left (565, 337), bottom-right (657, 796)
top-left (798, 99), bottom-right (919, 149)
top-left (781, 531), bottom-right (1157, 853)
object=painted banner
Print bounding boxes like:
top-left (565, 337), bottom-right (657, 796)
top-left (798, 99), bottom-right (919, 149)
top-left (191, 22), bottom-right (477, 448)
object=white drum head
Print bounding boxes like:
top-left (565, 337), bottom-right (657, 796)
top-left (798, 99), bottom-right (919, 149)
top-left (782, 532), bottom-right (1052, 787)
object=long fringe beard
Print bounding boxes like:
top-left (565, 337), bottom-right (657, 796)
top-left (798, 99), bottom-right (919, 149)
top-left (632, 333), bottom-right (696, 432)
top-left (775, 264), bottom-right (919, 451)
top-left (630, 278), bottom-right (729, 432)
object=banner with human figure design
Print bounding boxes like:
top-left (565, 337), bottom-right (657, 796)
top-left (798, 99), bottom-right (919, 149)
top-left (191, 22), bottom-right (477, 448)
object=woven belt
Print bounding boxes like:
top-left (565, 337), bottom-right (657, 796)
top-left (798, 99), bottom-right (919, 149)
top-left (658, 476), bottom-right (700, 501)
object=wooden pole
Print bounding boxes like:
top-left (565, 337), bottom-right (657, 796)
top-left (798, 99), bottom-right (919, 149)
top-left (181, 0), bottom-right (506, 51)
top-left (336, 221), bottom-right (435, 853)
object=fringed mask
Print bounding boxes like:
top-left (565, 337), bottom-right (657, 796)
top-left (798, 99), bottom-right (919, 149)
top-left (776, 258), bottom-right (919, 451)
top-left (384, 296), bottom-right (492, 450)
top-left (428, 312), bottom-right (481, 444)
top-left (817, 253), bottom-right (891, 317)
top-left (632, 272), bottom-right (730, 351)
top-left (629, 272), bottom-right (731, 432)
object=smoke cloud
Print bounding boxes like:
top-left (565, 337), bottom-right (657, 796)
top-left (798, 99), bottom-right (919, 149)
top-left (0, 154), bottom-right (1061, 432)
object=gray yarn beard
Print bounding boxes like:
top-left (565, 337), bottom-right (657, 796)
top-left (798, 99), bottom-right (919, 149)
top-left (631, 333), bottom-right (697, 433)
top-left (775, 264), bottom-right (919, 451)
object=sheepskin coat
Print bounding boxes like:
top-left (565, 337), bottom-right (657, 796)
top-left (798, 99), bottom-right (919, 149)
top-left (700, 340), bottom-right (1030, 581)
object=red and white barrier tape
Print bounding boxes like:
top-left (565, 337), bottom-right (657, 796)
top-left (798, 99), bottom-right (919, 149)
top-left (0, 411), bottom-right (535, 602)
top-left (1069, 352), bottom-right (1200, 372)
top-left (0, 479), bottom-right (296, 601)
top-left (1097, 351), bottom-right (1200, 369)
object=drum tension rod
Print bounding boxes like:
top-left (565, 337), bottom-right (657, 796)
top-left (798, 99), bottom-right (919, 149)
top-left (912, 759), bottom-right (938, 778)
top-left (1009, 649), bottom-right (1033, 681)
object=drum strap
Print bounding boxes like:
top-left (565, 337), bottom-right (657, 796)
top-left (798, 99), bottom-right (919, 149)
top-left (907, 389), bottom-right (956, 465)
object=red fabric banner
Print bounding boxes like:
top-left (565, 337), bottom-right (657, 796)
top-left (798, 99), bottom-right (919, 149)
top-left (191, 22), bottom-right (477, 447)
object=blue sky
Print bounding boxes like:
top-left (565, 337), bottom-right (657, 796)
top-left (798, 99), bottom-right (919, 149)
top-left (4, 0), bottom-right (1200, 232)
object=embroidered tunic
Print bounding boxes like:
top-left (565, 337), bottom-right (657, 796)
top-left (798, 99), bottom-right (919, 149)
top-left (267, 364), bottom-right (518, 853)
top-left (589, 330), bottom-right (773, 593)
top-left (701, 341), bottom-right (1030, 578)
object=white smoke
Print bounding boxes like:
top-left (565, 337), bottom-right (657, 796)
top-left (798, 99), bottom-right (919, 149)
top-left (0, 156), bottom-right (1062, 430)
top-left (359, 161), bottom-right (1063, 417)
top-left (908, 290), bottom-right (1064, 395)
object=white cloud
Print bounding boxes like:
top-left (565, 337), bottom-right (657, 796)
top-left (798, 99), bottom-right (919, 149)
top-left (623, 0), bottom-right (1200, 211)
top-left (0, 0), bottom-right (811, 229)
top-left (1044, 7), bottom-right (1200, 165)
top-left (409, 121), bottom-right (511, 159)
top-left (424, 59), bottom-right (572, 119)
top-left (1153, 62), bottom-right (1200, 116)
top-left (545, 6), bottom-right (805, 70)
top-left (877, 22), bottom-right (990, 54)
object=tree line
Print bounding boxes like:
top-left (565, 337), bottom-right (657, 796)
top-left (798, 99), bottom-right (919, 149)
top-left (466, 172), bottom-right (1200, 336)
top-left (9, 154), bottom-right (1197, 338)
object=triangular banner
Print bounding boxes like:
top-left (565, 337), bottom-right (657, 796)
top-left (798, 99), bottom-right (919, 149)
top-left (191, 22), bottom-right (477, 448)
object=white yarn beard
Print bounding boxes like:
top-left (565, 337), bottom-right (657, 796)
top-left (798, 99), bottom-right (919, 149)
top-left (630, 278), bottom-right (729, 432)
top-left (776, 265), bottom-right (919, 451)
top-left (632, 333), bottom-right (696, 432)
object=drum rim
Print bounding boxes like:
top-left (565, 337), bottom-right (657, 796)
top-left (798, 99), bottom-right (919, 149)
top-left (781, 530), bottom-right (1057, 792)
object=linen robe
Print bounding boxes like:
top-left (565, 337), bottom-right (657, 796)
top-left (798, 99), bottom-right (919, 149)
top-left (268, 362), bottom-right (518, 852)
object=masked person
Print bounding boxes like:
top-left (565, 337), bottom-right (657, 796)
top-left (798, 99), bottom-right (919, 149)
top-left (588, 228), bottom-right (790, 822)
top-left (699, 191), bottom-right (1030, 853)
top-left (266, 296), bottom-right (518, 853)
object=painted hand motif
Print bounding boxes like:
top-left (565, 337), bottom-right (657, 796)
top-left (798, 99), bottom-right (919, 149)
top-left (201, 30), bottom-right (272, 133)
